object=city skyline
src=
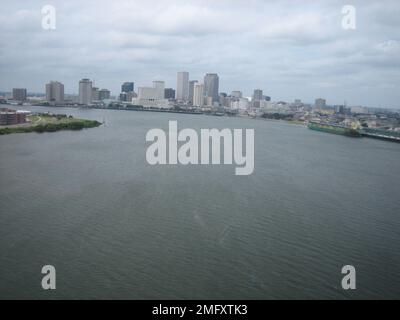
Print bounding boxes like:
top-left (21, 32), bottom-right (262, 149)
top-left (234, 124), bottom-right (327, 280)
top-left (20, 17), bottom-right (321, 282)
top-left (1, 0), bottom-right (400, 109)
top-left (1, 71), bottom-right (397, 109)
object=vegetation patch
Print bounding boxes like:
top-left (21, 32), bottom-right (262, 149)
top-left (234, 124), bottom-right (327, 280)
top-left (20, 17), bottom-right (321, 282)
top-left (0, 113), bottom-right (101, 135)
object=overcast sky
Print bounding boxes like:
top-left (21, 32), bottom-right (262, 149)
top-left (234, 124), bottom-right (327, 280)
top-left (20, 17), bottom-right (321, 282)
top-left (0, 0), bottom-right (399, 108)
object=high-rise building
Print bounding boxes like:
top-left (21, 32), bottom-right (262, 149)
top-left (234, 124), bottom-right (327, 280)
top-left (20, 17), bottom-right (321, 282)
top-left (164, 88), bottom-right (176, 100)
top-left (153, 81), bottom-right (165, 99)
top-left (12, 88), bottom-right (27, 101)
top-left (188, 80), bottom-right (198, 104)
top-left (193, 83), bottom-right (204, 107)
top-left (253, 89), bottom-right (263, 101)
top-left (99, 89), bottom-right (110, 100)
top-left (121, 82), bottom-right (134, 93)
top-left (176, 72), bottom-right (189, 101)
top-left (315, 98), bottom-right (326, 110)
top-left (45, 81), bottom-right (64, 103)
top-left (79, 78), bottom-right (92, 105)
top-left (92, 87), bottom-right (100, 101)
top-left (204, 73), bottom-right (219, 103)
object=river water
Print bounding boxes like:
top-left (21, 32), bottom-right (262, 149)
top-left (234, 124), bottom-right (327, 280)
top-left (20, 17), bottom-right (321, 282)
top-left (0, 105), bottom-right (399, 299)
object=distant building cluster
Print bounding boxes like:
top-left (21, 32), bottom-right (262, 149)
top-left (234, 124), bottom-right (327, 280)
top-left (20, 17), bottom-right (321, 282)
top-left (4, 71), bottom-right (272, 110)
top-left (1, 69), bottom-right (399, 133)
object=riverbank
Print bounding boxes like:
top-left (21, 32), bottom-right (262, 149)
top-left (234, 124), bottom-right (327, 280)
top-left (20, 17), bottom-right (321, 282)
top-left (0, 113), bottom-right (101, 135)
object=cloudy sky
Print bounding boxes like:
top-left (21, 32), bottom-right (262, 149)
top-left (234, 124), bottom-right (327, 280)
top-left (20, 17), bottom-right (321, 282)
top-left (1, 0), bottom-right (399, 108)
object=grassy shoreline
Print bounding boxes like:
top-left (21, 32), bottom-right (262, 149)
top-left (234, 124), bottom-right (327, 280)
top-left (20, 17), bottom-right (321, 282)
top-left (0, 114), bottom-right (102, 135)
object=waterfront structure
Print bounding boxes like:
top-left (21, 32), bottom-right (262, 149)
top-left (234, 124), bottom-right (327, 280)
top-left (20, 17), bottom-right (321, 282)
top-left (164, 88), bottom-right (176, 100)
top-left (133, 81), bottom-right (169, 107)
top-left (45, 81), bottom-right (64, 103)
top-left (188, 80), bottom-right (198, 104)
top-left (79, 79), bottom-right (92, 105)
top-left (308, 122), bottom-right (361, 137)
top-left (193, 83), bottom-right (204, 107)
top-left (176, 72), bottom-right (189, 102)
top-left (204, 73), bottom-right (219, 103)
top-left (0, 108), bottom-right (29, 125)
top-left (121, 82), bottom-right (134, 93)
top-left (12, 88), bottom-right (27, 101)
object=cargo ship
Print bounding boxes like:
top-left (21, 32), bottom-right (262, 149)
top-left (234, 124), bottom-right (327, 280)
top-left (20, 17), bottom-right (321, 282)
top-left (308, 121), bottom-right (361, 137)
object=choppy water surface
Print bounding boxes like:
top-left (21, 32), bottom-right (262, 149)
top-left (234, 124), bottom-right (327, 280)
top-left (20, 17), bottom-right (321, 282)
top-left (1, 106), bottom-right (399, 299)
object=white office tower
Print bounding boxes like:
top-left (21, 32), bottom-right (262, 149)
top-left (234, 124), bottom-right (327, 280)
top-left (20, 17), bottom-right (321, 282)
top-left (193, 83), bottom-right (204, 107)
top-left (153, 81), bottom-right (165, 99)
top-left (188, 80), bottom-right (198, 104)
top-left (134, 81), bottom-right (169, 108)
top-left (79, 78), bottom-right (92, 105)
top-left (176, 72), bottom-right (189, 102)
top-left (45, 81), bottom-right (64, 103)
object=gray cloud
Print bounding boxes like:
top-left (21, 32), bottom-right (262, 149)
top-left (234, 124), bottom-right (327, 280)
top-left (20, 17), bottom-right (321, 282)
top-left (0, 0), bottom-right (399, 108)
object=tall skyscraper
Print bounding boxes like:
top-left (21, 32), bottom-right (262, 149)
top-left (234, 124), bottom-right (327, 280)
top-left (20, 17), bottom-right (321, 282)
top-left (188, 80), bottom-right (198, 104)
top-left (45, 81), bottom-right (64, 103)
top-left (204, 73), bottom-right (219, 103)
top-left (193, 83), bottom-right (204, 107)
top-left (12, 88), bottom-right (27, 101)
top-left (79, 78), bottom-right (92, 105)
top-left (176, 72), bottom-right (189, 102)
top-left (121, 82), bottom-right (134, 93)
